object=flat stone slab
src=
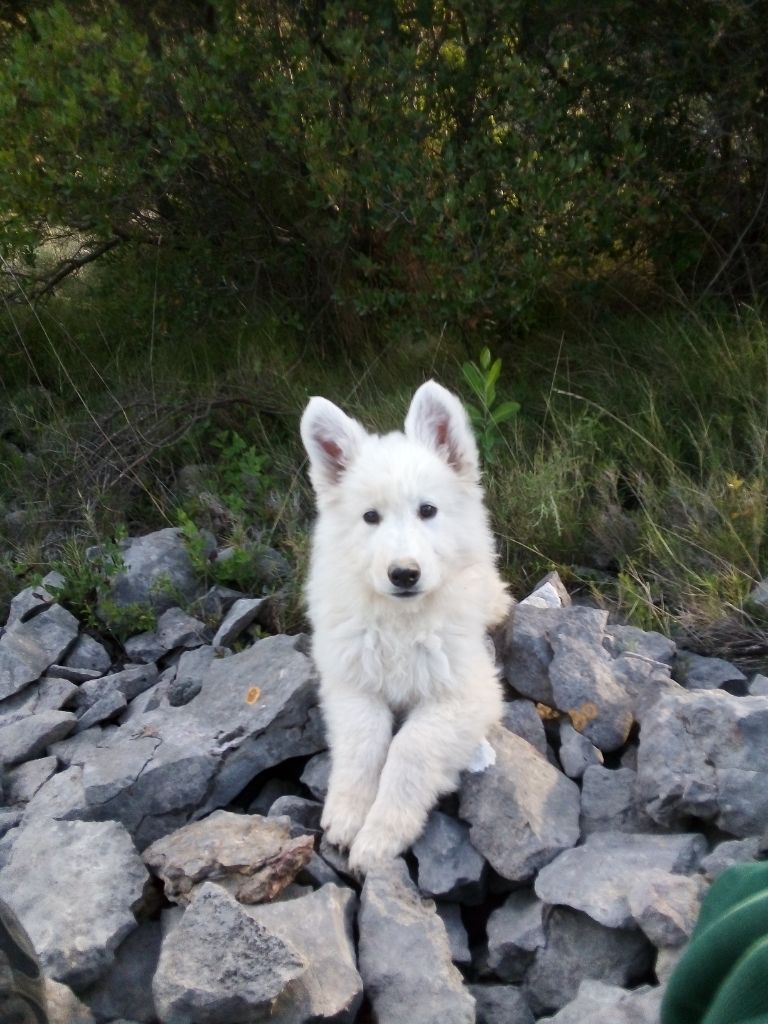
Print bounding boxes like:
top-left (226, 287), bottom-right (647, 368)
top-left (413, 810), bottom-right (486, 902)
top-left (487, 890), bottom-right (547, 982)
top-left (359, 859), bottom-right (475, 1024)
top-left (78, 634), bottom-right (324, 847)
top-left (534, 831), bottom-right (707, 928)
top-left (0, 817), bottom-right (148, 988)
top-left (459, 726), bottom-right (580, 882)
top-left (538, 980), bottom-right (664, 1024)
top-left (0, 604), bottom-right (79, 700)
top-left (143, 810), bottom-right (314, 905)
top-left (0, 710), bottom-right (76, 766)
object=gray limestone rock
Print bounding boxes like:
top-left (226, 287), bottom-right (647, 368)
top-left (192, 584), bottom-right (244, 623)
top-left (580, 765), bottom-right (655, 835)
top-left (166, 645), bottom-right (230, 707)
top-left (99, 527), bottom-right (210, 617)
top-left (459, 726), bottom-right (580, 882)
top-left (46, 663), bottom-right (102, 683)
top-left (143, 810), bottom-right (314, 905)
top-left (487, 890), bottom-right (547, 982)
top-left (469, 985), bottom-right (535, 1024)
top-left (7, 579), bottom-right (58, 625)
top-left (85, 920), bottom-right (162, 1023)
top-left (537, 980), bottom-right (664, 1024)
top-left (62, 633), bottom-right (112, 674)
top-left (674, 651), bottom-right (748, 694)
top-left (0, 817), bottom-right (148, 989)
top-left (637, 689), bottom-right (768, 836)
top-left (212, 597), bottom-right (265, 647)
top-left (548, 633), bottom-right (633, 752)
top-left (123, 607), bottom-right (210, 663)
top-left (700, 837), bottom-right (762, 877)
top-left (0, 709), bottom-right (76, 766)
top-left (500, 605), bottom-right (556, 702)
top-left (0, 604), bottom-right (79, 700)
top-left (0, 675), bottom-right (77, 725)
top-left (627, 869), bottom-right (706, 947)
top-left (534, 831), bottom-right (707, 929)
top-left (358, 859), bottom-right (475, 1024)
top-left (44, 978), bottom-right (96, 1024)
top-left (750, 673), bottom-right (768, 696)
top-left (558, 720), bottom-right (603, 778)
top-left (76, 689), bottom-right (127, 732)
top-left (413, 810), bottom-right (486, 903)
top-left (78, 634), bottom-right (323, 848)
top-left (435, 902), bottom-right (471, 966)
top-left (4, 755), bottom-right (57, 803)
top-left (604, 624), bottom-right (676, 665)
top-left (268, 795), bottom-right (323, 832)
top-left (300, 750), bottom-right (331, 800)
top-left (77, 663), bottom-right (159, 712)
top-left (244, 884), bottom-right (364, 1023)
top-left (501, 700), bottom-right (548, 756)
top-left (524, 908), bottom-right (654, 1015)
top-left (249, 777), bottom-right (303, 816)
top-left (152, 882), bottom-right (305, 1024)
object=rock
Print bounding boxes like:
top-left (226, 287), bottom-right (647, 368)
top-left (459, 726), bottom-right (580, 882)
top-left (62, 633), bottom-right (112, 674)
top-left (300, 750), bottom-right (331, 800)
top-left (637, 689), bottom-right (768, 836)
top-left (48, 727), bottom-right (110, 768)
top-left (0, 808), bottom-right (22, 840)
top-left (244, 885), bottom-right (363, 1023)
top-left (99, 527), bottom-right (211, 617)
top-left (534, 831), bottom-right (706, 929)
top-left (143, 810), bottom-right (314, 905)
top-left (524, 908), bottom-right (653, 1015)
top-left (358, 859), bottom-right (475, 1024)
top-left (7, 579), bottom-right (58, 624)
top-left (749, 576), bottom-right (768, 608)
top-left (84, 920), bottom-right (162, 1023)
top-left (192, 584), bottom-right (244, 623)
top-left (166, 645), bottom-right (230, 707)
top-left (44, 978), bottom-right (96, 1024)
top-left (20, 764), bottom-right (94, 826)
top-left (520, 572), bottom-right (569, 610)
top-left (468, 984), bottom-right (535, 1024)
top-left (750, 673), bottom-right (768, 696)
top-left (413, 810), bottom-right (486, 902)
top-left (537, 980), bottom-right (664, 1024)
top-left (78, 634), bottom-right (324, 847)
top-left (435, 902), bottom-right (471, 965)
top-left (580, 765), bottom-right (655, 835)
top-left (627, 870), bottom-right (706, 947)
top-left (249, 777), bottom-right (303, 816)
top-left (152, 882), bottom-right (305, 1023)
top-left (700, 837), bottom-right (761, 877)
top-left (268, 795), bottom-right (323, 832)
top-left (0, 818), bottom-right (148, 988)
top-left (674, 651), bottom-right (748, 694)
top-left (0, 675), bottom-right (77, 725)
top-left (558, 720), bottom-right (603, 778)
top-left (4, 755), bottom-right (57, 803)
top-left (500, 605), bottom-right (556, 702)
top-left (0, 604), bottom-right (79, 700)
top-left (604, 624), bottom-right (676, 665)
top-left (298, 852), bottom-right (347, 889)
top-left (212, 597), bottom-right (265, 647)
top-left (501, 700), bottom-right (548, 756)
top-left (548, 632), bottom-right (633, 752)
top-left (0, 709), bottom-right (76, 767)
top-left (46, 663), bottom-right (102, 683)
top-left (123, 607), bottom-right (209, 663)
top-left (76, 689), bottom-right (127, 732)
top-left (77, 664), bottom-right (159, 711)
top-left (487, 890), bottom-right (547, 982)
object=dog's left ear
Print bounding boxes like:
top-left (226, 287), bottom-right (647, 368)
top-left (404, 380), bottom-right (480, 480)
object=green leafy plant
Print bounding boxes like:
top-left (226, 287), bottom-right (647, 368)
top-left (211, 430), bottom-right (270, 517)
top-left (461, 347), bottom-right (520, 464)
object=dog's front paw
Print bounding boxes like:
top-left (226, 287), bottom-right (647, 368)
top-left (348, 824), bottom-right (404, 874)
top-left (321, 795), bottom-right (371, 851)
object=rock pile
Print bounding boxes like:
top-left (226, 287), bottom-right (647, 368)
top-left (1, 528), bottom-right (767, 1024)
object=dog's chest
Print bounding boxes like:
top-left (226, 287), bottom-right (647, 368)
top-left (357, 626), bottom-right (453, 707)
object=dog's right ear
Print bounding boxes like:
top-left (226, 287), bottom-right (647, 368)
top-left (300, 397), bottom-right (367, 492)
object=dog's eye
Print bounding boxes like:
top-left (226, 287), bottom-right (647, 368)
top-left (418, 503), bottom-right (438, 520)
top-left (363, 509), bottom-right (381, 525)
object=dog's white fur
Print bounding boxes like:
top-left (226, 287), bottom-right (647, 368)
top-left (300, 380), bottom-right (511, 873)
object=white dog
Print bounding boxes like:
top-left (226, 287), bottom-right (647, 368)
top-left (300, 380), bottom-right (511, 873)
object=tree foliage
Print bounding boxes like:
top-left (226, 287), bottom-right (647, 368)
top-left (1, 0), bottom-right (767, 335)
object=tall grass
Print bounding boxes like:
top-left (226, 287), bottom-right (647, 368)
top-left (1, 277), bottom-right (767, 662)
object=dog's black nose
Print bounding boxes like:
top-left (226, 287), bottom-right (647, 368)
top-left (388, 564), bottom-right (421, 589)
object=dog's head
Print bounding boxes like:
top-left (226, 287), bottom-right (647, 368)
top-left (301, 381), bottom-right (490, 604)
